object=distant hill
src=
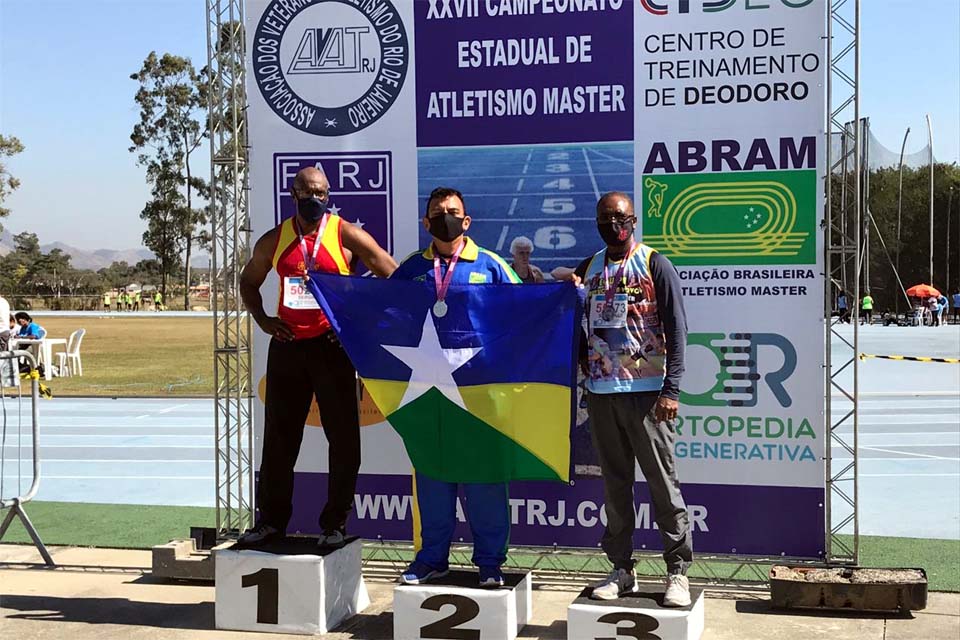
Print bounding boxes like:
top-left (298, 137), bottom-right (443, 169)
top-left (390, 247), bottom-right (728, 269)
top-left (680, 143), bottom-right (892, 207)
top-left (0, 229), bottom-right (208, 270)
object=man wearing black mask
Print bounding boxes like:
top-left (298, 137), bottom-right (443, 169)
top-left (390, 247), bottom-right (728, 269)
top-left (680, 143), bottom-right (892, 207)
top-left (565, 191), bottom-right (692, 606)
top-left (238, 166), bottom-right (397, 547)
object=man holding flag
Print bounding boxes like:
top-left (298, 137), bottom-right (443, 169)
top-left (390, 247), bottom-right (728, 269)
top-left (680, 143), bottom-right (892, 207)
top-left (237, 166), bottom-right (397, 548)
top-left (305, 186), bottom-right (579, 590)
top-left (391, 187), bottom-right (521, 587)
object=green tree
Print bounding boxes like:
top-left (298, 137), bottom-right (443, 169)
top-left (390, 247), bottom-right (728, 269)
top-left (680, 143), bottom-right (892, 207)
top-left (139, 160), bottom-right (186, 298)
top-left (0, 134), bottom-right (24, 221)
top-left (130, 52), bottom-right (209, 310)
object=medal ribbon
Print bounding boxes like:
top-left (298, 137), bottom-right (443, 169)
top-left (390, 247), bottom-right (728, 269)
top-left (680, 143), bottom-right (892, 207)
top-left (603, 240), bottom-right (637, 303)
top-left (433, 240), bottom-right (466, 304)
top-left (296, 213), bottom-right (330, 274)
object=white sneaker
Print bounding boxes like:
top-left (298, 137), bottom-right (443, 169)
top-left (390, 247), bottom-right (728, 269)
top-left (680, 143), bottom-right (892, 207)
top-left (663, 574), bottom-right (691, 607)
top-left (591, 568), bottom-right (637, 600)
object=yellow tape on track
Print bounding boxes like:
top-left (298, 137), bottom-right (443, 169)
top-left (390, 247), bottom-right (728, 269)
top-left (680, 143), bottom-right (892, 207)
top-left (859, 354), bottom-right (960, 364)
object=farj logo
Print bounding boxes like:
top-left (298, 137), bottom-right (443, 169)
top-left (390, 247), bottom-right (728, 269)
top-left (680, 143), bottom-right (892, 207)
top-left (641, 0), bottom-right (813, 15)
top-left (273, 152), bottom-right (393, 256)
top-left (253, 0), bottom-right (409, 135)
top-left (682, 332), bottom-right (796, 408)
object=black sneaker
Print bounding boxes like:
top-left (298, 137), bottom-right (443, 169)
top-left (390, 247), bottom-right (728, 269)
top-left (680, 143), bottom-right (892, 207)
top-left (317, 528), bottom-right (346, 549)
top-left (237, 523), bottom-right (281, 546)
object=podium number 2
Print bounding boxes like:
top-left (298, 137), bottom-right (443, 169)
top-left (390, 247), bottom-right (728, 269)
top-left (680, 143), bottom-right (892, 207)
top-left (241, 568), bottom-right (279, 624)
top-left (595, 611), bottom-right (661, 640)
top-left (420, 594), bottom-right (480, 640)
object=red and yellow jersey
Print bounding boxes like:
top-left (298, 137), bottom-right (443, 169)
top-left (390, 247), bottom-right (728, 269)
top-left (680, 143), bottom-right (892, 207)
top-left (272, 215), bottom-right (350, 339)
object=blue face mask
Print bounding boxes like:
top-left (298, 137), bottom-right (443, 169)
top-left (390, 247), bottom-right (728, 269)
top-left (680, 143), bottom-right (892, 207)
top-left (296, 196), bottom-right (328, 222)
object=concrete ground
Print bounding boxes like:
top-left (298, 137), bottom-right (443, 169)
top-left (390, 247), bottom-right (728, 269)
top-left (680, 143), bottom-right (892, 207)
top-left (1, 545), bottom-right (957, 640)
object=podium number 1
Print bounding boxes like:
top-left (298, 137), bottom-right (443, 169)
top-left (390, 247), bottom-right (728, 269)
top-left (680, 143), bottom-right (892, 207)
top-left (242, 568), bottom-right (279, 624)
top-left (420, 594), bottom-right (480, 640)
top-left (595, 611), bottom-right (661, 640)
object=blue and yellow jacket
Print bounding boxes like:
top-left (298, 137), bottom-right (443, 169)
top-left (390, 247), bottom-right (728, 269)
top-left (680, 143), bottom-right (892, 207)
top-left (391, 237), bottom-right (521, 284)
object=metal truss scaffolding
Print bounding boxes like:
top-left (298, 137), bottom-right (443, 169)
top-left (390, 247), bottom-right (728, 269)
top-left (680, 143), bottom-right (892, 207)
top-left (824, 0), bottom-right (861, 565)
top-left (207, 0), bottom-right (254, 537)
top-left (207, 0), bottom-right (860, 574)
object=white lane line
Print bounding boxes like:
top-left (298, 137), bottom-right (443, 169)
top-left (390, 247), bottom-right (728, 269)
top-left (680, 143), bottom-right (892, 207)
top-left (158, 403), bottom-right (189, 414)
top-left (35, 445), bottom-right (214, 449)
top-left (522, 149), bottom-right (532, 174)
top-left (496, 226), bottom-right (510, 251)
top-left (860, 473), bottom-right (960, 478)
top-left (587, 146), bottom-right (634, 167)
top-left (36, 476), bottom-right (215, 481)
top-left (506, 198), bottom-right (518, 216)
top-left (581, 148), bottom-right (601, 200)
top-left (517, 178), bottom-right (525, 191)
top-left (41, 459), bottom-right (215, 463)
top-left (833, 457), bottom-right (960, 462)
top-left (859, 446), bottom-right (959, 460)
top-left (135, 415), bottom-right (150, 420)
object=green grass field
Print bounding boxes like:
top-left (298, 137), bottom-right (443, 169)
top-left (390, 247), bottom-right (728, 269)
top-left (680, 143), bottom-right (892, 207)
top-left (17, 315), bottom-right (214, 396)
top-left (3, 502), bottom-right (957, 591)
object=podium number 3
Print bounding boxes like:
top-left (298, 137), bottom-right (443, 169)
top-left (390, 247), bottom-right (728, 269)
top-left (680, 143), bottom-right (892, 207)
top-left (242, 568), bottom-right (279, 624)
top-left (420, 594), bottom-right (480, 640)
top-left (595, 611), bottom-right (661, 640)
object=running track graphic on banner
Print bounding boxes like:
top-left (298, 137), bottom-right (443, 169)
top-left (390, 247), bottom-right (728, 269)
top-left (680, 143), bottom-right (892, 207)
top-left (417, 143), bottom-right (633, 267)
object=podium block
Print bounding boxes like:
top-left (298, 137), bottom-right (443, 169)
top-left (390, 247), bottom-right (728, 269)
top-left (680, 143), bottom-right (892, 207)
top-left (393, 570), bottom-right (532, 640)
top-left (567, 585), bottom-right (704, 640)
top-left (215, 537), bottom-right (369, 635)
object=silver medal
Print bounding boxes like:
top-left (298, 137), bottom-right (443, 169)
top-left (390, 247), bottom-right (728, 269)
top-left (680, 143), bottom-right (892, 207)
top-left (433, 300), bottom-right (448, 317)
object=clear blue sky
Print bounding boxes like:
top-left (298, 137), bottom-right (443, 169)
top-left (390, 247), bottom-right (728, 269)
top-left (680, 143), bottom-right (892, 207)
top-left (0, 0), bottom-right (958, 251)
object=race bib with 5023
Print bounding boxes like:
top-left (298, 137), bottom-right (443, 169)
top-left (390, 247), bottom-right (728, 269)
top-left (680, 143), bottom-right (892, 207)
top-left (282, 277), bottom-right (321, 310)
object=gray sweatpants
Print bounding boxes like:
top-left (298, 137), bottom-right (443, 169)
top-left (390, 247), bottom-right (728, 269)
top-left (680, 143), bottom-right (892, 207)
top-left (587, 390), bottom-right (693, 575)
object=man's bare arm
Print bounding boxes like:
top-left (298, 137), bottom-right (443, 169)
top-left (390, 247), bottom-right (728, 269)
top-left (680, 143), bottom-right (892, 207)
top-left (341, 223), bottom-right (398, 277)
top-left (240, 229), bottom-right (294, 341)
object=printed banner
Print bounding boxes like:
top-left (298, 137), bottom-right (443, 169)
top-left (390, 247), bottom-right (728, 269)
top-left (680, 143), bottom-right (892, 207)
top-left (246, 0), bottom-right (827, 558)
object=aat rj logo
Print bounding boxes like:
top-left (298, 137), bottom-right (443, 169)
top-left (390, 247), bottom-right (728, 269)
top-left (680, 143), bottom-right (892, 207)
top-left (640, 0), bottom-right (814, 16)
top-left (682, 332), bottom-right (796, 408)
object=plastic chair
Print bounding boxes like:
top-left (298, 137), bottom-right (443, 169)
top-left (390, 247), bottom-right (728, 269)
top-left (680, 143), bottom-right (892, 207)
top-left (55, 329), bottom-right (85, 377)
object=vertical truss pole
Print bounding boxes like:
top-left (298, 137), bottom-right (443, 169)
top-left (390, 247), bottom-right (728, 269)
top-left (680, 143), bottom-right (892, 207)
top-left (825, 0), bottom-right (860, 565)
top-left (207, 0), bottom-right (254, 537)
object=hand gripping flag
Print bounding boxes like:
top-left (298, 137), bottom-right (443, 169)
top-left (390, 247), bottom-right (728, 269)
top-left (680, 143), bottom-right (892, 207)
top-left (307, 272), bottom-right (582, 483)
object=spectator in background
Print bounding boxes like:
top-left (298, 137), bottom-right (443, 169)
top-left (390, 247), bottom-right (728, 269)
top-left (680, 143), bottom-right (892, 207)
top-left (937, 294), bottom-right (948, 327)
top-left (134, 290), bottom-right (142, 312)
top-left (838, 292), bottom-right (849, 323)
top-left (155, 290), bottom-right (163, 311)
top-left (0, 295), bottom-right (10, 350)
top-left (103, 290), bottom-right (112, 312)
top-left (509, 236), bottom-right (545, 283)
top-left (860, 291), bottom-right (874, 325)
top-left (15, 312), bottom-right (45, 339)
top-left (953, 289), bottom-right (960, 324)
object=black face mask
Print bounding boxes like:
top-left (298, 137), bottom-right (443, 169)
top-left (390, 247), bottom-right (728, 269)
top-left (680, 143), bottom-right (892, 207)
top-left (428, 213), bottom-right (465, 243)
top-left (597, 219), bottom-right (634, 247)
top-left (296, 196), bottom-right (328, 222)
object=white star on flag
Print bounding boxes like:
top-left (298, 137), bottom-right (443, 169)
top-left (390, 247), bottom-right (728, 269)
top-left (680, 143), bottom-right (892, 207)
top-left (382, 313), bottom-right (482, 411)
top-left (352, 218), bottom-right (365, 229)
top-left (328, 203), bottom-right (341, 216)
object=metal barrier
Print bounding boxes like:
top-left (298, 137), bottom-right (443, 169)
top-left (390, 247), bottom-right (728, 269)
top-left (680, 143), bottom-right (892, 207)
top-left (0, 350), bottom-right (53, 565)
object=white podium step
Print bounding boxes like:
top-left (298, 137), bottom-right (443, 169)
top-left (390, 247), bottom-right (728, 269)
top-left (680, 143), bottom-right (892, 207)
top-left (215, 536), bottom-right (369, 635)
top-left (567, 585), bottom-right (705, 640)
top-left (394, 570), bottom-right (533, 640)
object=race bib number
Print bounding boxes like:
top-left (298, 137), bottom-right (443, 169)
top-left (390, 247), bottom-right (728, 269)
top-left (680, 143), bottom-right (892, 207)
top-left (282, 277), bottom-right (321, 310)
top-left (590, 293), bottom-right (628, 329)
